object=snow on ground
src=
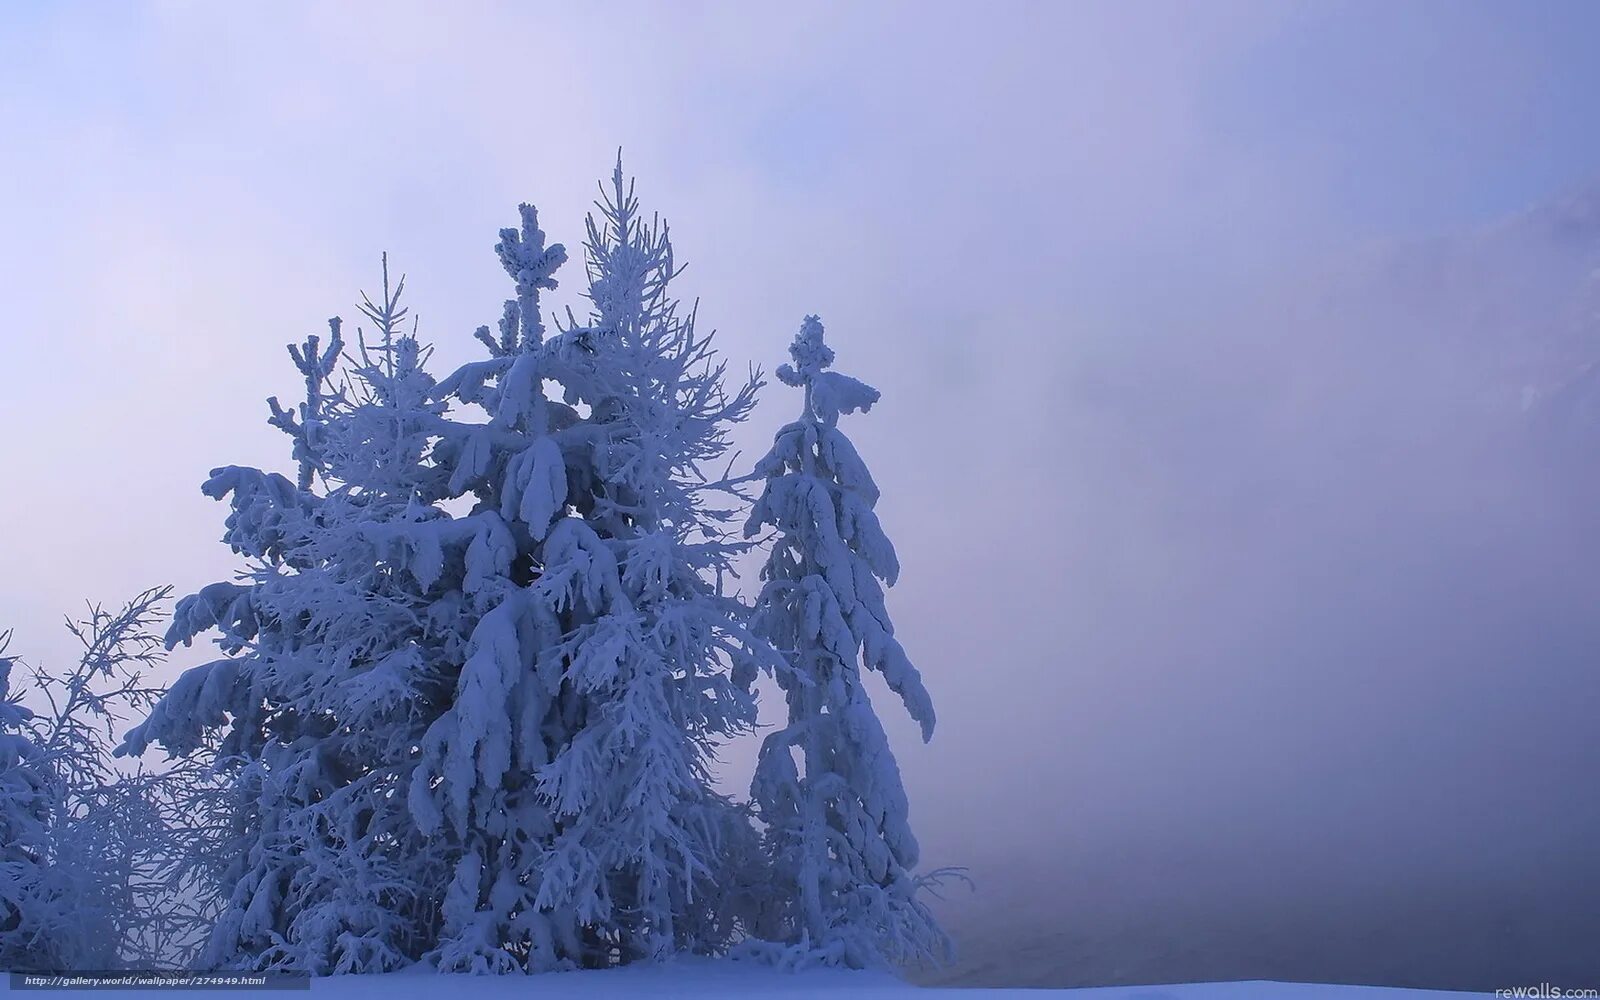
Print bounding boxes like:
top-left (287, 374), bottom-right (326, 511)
top-left (4, 960), bottom-right (1500, 997)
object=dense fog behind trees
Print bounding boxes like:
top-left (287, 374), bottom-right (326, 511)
top-left (898, 187), bottom-right (1600, 991)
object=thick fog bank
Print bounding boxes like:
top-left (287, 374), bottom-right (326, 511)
top-left (904, 190), bottom-right (1600, 992)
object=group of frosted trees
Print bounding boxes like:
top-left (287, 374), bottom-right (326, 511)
top-left (0, 165), bottom-right (952, 974)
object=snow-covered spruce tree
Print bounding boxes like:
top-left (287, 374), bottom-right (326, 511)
top-left (122, 168), bottom-right (773, 974)
top-left (407, 171), bottom-right (773, 969)
top-left (120, 264), bottom-right (467, 973)
top-left (402, 203), bottom-right (584, 973)
top-left (389, 174), bottom-right (765, 970)
top-left (743, 316), bottom-right (951, 969)
top-left (522, 162), bottom-right (771, 965)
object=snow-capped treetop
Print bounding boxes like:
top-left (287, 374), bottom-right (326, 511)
top-left (266, 317), bottom-right (343, 490)
top-left (496, 203), bottom-right (567, 353)
top-left (775, 315), bottom-right (835, 385)
top-left (777, 315), bottom-right (880, 428)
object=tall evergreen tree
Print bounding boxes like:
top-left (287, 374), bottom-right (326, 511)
top-left (121, 165), bottom-right (779, 973)
top-left (121, 264), bottom-right (467, 972)
top-left (526, 163), bottom-right (769, 964)
top-left (744, 316), bottom-right (950, 969)
top-left (404, 203), bottom-right (582, 973)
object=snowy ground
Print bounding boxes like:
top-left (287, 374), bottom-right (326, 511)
top-left (3, 961), bottom-right (1500, 997)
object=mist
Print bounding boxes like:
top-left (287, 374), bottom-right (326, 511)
top-left (3, 1), bottom-right (1599, 990)
top-left (896, 195), bottom-right (1600, 988)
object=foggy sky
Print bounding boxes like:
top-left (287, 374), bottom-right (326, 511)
top-left (4, 2), bottom-right (1600, 989)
